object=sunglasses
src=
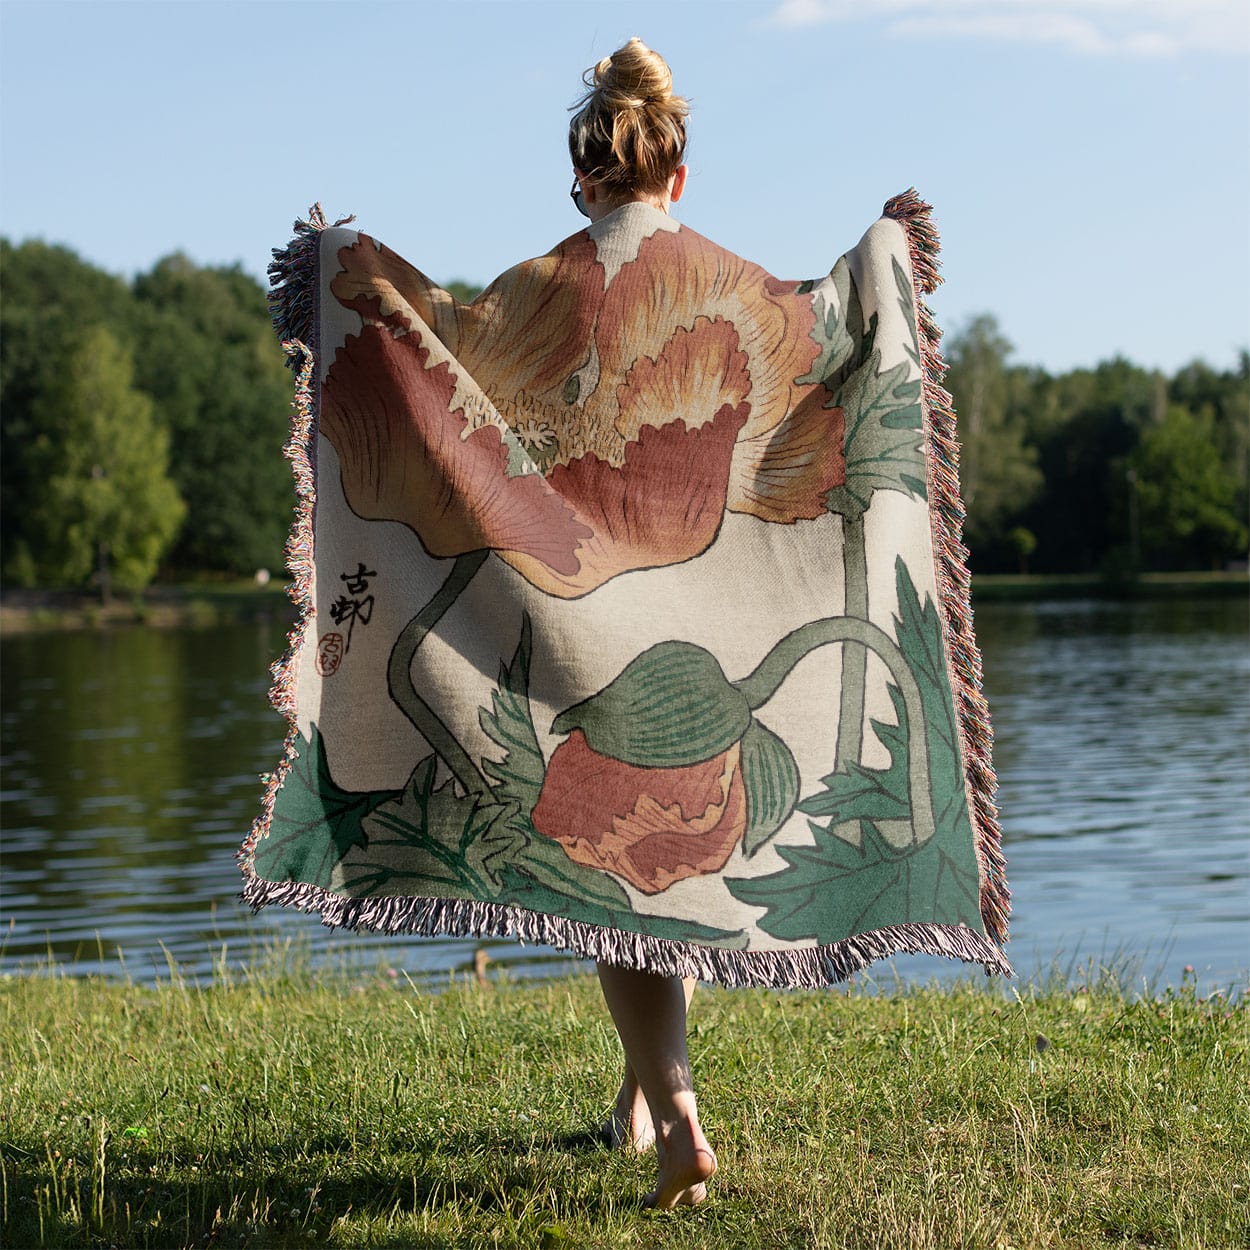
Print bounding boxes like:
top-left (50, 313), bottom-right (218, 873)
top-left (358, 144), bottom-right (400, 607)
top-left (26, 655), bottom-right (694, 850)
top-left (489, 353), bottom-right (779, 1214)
top-left (570, 176), bottom-right (589, 219)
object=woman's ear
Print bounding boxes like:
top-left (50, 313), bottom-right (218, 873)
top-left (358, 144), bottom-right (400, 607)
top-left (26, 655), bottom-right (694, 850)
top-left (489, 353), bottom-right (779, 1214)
top-left (575, 169), bottom-right (599, 206)
top-left (669, 164), bottom-right (688, 203)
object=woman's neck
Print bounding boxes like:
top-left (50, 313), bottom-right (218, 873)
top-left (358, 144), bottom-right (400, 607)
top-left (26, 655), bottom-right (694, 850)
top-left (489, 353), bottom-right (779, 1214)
top-left (585, 192), bottom-right (669, 224)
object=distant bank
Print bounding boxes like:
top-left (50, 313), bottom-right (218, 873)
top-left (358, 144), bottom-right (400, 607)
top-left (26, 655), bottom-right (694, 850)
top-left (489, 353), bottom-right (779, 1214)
top-left (0, 581), bottom-right (292, 634)
top-left (0, 571), bottom-right (1245, 634)
top-left (968, 569), bottom-right (1248, 601)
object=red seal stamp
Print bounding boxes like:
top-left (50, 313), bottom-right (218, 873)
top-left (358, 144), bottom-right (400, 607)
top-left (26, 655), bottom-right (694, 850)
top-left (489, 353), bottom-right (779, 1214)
top-left (316, 632), bottom-right (345, 676)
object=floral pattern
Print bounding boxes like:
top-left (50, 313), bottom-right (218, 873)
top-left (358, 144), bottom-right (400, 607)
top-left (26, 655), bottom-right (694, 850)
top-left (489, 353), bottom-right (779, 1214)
top-left (242, 197), bottom-right (1009, 981)
top-left (530, 729), bottom-right (748, 895)
top-left (320, 217), bottom-right (847, 597)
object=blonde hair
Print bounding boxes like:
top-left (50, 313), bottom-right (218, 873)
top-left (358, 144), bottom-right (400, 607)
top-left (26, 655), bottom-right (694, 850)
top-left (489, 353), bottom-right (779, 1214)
top-left (568, 38), bottom-right (688, 196)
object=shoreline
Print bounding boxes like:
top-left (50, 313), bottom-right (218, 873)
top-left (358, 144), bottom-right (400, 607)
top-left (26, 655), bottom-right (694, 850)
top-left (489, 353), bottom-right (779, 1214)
top-left (969, 569), bottom-right (1248, 602)
top-left (2, 570), bottom-right (1245, 635)
top-left (0, 581), bottom-right (293, 634)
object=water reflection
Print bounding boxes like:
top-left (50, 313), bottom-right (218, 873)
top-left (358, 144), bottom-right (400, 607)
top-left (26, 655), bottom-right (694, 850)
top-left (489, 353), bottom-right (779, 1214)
top-left (969, 596), bottom-right (1249, 992)
top-left (2, 596), bottom-right (1246, 991)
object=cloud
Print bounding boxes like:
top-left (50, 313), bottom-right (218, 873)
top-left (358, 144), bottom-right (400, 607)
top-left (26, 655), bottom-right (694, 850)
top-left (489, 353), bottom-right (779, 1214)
top-left (766, 0), bottom-right (1250, 57)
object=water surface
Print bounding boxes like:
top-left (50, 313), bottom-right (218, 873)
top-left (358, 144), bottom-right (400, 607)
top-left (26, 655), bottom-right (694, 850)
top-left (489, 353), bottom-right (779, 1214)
top-left (2, 597), bottom-right (1246, 992)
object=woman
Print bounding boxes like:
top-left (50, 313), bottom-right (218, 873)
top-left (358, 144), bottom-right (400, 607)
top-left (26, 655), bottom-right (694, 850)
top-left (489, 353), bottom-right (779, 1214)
top-left (245, 34), bottom-right (1010, 1219)
top-left (565, 38), bottom-right (717, 1210)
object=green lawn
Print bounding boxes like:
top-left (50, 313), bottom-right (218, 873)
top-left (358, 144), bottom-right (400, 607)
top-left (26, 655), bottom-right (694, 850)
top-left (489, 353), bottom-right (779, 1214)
top-left (2, 963), bottom-right (1246, 1249)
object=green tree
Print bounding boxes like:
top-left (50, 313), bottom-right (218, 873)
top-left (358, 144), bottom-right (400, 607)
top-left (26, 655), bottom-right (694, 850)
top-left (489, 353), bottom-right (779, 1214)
top-left (25, 327), bottom-right (185, 595)
top-left (1006, 526), bottom-right (1037, 574)
top-left (131, 256), bottom-right (293, 574)
top-left (1021, 357), bottom-right (1163, 572)
top-left (1, 239), bottom-right (139, 581)
top-left (1129, 405), bottom-right (1246, 570)
top-left (943, 315), bottom-right (1042, 564)
top-left (1169, 354), bottom-right (1250, 537)
top-left (444, 279), bottom-right (483, 303)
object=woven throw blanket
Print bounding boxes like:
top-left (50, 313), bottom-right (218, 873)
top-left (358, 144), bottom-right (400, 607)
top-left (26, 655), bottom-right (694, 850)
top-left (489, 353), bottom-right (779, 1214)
top-left (239, 191), bottom-right (1011, 986)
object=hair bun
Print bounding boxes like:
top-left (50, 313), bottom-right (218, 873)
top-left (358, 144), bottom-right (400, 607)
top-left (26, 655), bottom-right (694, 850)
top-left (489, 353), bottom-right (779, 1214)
top-left (594, 36), bottom-right (673, 109)
top-left (569, 38), bottom-right (689, 195)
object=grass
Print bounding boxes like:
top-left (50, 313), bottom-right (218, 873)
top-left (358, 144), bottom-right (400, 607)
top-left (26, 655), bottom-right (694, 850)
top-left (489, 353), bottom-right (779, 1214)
top-left (1, 961), bottom-right (1246, 1249)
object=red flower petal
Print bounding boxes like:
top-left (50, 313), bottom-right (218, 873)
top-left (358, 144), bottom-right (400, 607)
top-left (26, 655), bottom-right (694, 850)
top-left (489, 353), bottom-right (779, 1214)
top-left (727, 396), bottom-right (847, 523)
top-left (594, 226), bottom-right (822, 444)
top-left (500, 402), bottom-right (747, 596)
top-left (321, 325), bottom-right (591, 571)
top-left (331, 233), bottom-right (606, 408)
top-left (531, 729), bottom-right (749, 895)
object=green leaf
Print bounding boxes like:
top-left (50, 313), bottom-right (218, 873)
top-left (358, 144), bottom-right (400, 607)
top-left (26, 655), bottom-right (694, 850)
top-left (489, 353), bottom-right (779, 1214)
top-left (477, 615), bottom-right (633, 913)
top-left (552, 641), bottom-right (750, 768)
top-left (739, 718), bottom-right (800, 857)
top-left (505, 831), bottom-right (634, 913)
top-left (892, 255), bottom-right (921, 369)
top-left (859, 307), bottom-right (879, 365)
top-left (461, 801), bottom-right (522, 895)
top-left (794, 698), bottom-right (910, 826)
top-left (336, 755), bottom-right (511, 898)
top-left (252, 724), bottom-right (395, 889)
top-left (729, 820), bottom-right (979, 942)
top-left (479, 614), bottom-right (546, 813)
top-left (726, 561), bottom-right (983, 942)
top-left (796, 258), bottom-right (863, 389)
top-left (824, 349), bottom-right (926, 520)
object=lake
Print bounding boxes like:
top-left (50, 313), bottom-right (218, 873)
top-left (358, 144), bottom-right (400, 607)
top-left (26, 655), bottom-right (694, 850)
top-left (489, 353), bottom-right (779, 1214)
top-left (2, 596), bottom-right (1246, 994)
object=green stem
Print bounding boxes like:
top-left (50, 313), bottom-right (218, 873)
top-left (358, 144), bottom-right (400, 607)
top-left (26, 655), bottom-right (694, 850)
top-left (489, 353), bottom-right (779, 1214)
top-left (836, 513), bottom-right (868, 772)
top-left (387, 550), bottom-right (490, 797)
top-left (734, 615), bottom-right (934, 845)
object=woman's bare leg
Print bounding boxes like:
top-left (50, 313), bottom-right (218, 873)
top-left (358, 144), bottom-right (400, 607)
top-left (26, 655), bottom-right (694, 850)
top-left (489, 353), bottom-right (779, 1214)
top-left (602, 977), bottom-right (696, 1151)
top-left (596, 963), bottom-right (716, 1208)
top-left (603, 1057), bottom-right (655, 1151)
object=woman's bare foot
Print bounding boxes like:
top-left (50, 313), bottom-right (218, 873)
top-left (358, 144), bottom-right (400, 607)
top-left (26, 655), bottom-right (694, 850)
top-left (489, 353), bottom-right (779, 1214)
top-left (645, 1116), bottom-right (717, 1209)
top-left (594, 966), bottom-right (711, 1206)
top-left (602, 1074), bottom-right (656, 1151)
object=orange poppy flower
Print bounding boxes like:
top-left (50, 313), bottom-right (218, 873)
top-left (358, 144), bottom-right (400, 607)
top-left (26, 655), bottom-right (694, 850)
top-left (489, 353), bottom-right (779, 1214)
top-left (319, 220), bottom-right (846, 598)
top-left (530, 729), bottom-right (749, 895)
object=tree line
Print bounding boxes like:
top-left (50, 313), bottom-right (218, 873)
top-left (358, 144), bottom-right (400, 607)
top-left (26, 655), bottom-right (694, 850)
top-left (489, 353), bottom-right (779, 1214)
top-left (2, 240), bottom-right (294, 594)
top-left (945, 315), bottom-right (1247, 575)
top-left (1, 238), bottom-right (1245, 594)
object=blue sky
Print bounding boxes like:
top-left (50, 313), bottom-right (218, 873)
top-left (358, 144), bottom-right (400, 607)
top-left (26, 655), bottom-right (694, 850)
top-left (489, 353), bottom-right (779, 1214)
top-left (2, 0), bottom-right (1246, 374)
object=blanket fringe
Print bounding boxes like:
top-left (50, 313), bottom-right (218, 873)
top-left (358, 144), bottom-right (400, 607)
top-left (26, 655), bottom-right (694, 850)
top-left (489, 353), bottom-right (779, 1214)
top-left (240, 873), bottom-right (1014, 988)
top-left (266, 204), bottom-right (355, 363)
top-left (238, 204), bottom-right (345, 880)
top-left (237, 340), bottom-right (318, 878)
top-left (883, 189), bottom-right (1010, 948)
